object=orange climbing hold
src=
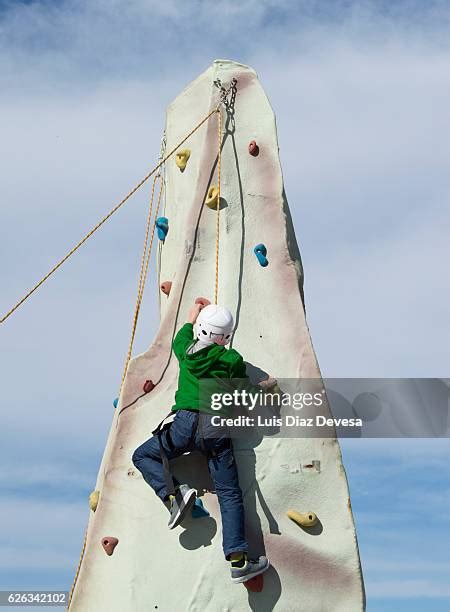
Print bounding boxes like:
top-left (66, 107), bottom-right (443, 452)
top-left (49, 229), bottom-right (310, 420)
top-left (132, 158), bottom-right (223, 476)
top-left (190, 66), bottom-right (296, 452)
top-left (244, 574), bottom-right (264, 592)
top-left (101, 537), bottom-right (119, 556)
top-left (160, 281), bottom-right (172, 296)
top-left (195, 297), bottom-right (211, 308)
top-left (143, 380), bottom-right (155, 393)
top-left (248, 140), bottom-right (259, 156)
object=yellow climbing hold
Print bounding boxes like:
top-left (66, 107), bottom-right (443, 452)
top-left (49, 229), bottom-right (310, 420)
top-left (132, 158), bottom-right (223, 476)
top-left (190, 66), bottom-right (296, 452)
top-left (287, 510), bottom-right (318, 528)
top-left (175, 148), bottom-right (191, 172)
top-left (205, 185), bottom-right (219, 209)
top-left (89, 490), bottom-right (100, 512)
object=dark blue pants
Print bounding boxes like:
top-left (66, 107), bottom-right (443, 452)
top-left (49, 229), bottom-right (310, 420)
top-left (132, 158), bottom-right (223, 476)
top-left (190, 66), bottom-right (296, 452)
top-left (132, 409), bottom-right (248, 558)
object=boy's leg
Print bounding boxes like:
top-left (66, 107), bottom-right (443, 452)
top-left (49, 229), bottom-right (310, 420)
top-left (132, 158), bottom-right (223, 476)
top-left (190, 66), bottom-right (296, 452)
top-left (132, 410), bottom-right (198, 501)
top-left (196, 414), bottom-right (248, 559)
top-left (198, 415), bottom-right (270, 582)
top-left (207, 445), bottom-right (248, 558)
top-left (132, 434), bottom-right (175, 501)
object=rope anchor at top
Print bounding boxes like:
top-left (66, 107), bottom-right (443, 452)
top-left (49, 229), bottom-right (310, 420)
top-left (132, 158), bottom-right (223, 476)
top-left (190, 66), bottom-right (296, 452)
top-left (214, 77), bottom-right (238, 110)
top-left (211, 77), bottom-right (237, 306)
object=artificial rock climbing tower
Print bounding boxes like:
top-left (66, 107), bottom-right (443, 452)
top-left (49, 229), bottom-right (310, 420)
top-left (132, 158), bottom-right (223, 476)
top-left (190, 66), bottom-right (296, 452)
top-left (69, 59), bottom-right (365, 611)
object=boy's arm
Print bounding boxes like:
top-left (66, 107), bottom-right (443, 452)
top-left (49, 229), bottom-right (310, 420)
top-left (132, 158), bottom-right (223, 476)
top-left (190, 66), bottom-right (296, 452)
top-left (172, 299), bottom-right (209, 360)
top-left (228, 350), bottom-right (280, 395)
top-left (187, 302), bottom-right (203, 324)
top-left (228, 350), bottom-right (277, 387)
top-left (172, 323), bottom-right (195, 360)
top-left (229, 353), bottom-right (248, 379)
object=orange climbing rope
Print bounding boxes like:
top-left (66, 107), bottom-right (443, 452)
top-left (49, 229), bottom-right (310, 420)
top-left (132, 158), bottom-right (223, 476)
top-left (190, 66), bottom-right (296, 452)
top-left (214, 107), bottom-right (222, 305)
top-left (64, 101), bottom-right (225, 611)
top-left (0, 107), bottom-right (219, 326)
top-left (119, 174), bottom-right (164, 395)
top-left (119, 106), bottom-right (223, 391)
top-left (66, 530), bottom-right (87, 610)
top-left (49, 102), bottom-right (222, 610)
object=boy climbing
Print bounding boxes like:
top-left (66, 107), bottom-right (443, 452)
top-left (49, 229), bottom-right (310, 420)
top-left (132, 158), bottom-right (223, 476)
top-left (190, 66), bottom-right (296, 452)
top-left (132, 300), bottom-right (271, 583)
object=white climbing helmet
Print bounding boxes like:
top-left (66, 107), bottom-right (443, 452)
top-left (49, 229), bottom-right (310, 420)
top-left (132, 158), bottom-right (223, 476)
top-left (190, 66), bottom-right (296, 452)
top-left (194, 304), bottom-right (234, 346)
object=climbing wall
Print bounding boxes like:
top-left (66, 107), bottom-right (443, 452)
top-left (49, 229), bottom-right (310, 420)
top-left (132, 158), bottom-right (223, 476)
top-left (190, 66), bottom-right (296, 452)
top-left (69, 59), bottom-right (365, 612)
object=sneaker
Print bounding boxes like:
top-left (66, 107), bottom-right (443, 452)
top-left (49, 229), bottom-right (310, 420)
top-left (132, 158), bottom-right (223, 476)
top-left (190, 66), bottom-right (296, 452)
top-left (231, 555), bottom-right (270, 583)
top-left (167, 484), bottom-right (196, 530)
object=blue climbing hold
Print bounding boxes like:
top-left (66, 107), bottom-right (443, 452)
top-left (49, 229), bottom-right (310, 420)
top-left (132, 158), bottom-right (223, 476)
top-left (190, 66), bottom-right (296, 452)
top-left (192, 498), bottom-right (210, 519)
top-left (113, 397), bottom-right (119, 409)
top-left (156, 217), bottom-right (169, 242)
top-left (254, 243), bottom-right (268, 267)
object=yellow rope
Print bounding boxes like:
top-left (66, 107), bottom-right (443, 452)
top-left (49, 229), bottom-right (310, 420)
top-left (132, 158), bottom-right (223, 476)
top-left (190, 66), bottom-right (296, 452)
top-left (119, 175), bottom-right (164, 394)
top-left (66, 529), bottom-right (87, 611)
top-left (60, 106), bottom-right (220, 612)
top-left (0, 107), bottom-right (218, 326)
top-left (214, 107), bottom-right (222, 305)
top-left (69, 108), bottom-right (223, 604)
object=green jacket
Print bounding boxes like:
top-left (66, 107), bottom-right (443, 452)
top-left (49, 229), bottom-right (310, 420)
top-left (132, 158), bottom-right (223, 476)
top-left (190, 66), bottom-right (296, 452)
top-left (171, 323), bottom-right (248, 415)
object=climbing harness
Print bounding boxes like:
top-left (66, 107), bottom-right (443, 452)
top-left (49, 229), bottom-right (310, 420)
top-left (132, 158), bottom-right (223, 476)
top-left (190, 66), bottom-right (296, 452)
top-left (151, 410), bottom-right (197, 497)
top-left (152, 409), bottom-right (225, 499)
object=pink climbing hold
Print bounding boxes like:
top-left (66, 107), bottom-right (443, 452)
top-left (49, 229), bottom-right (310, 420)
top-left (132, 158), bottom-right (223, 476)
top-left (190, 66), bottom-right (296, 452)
top-left (195, 297), bottom-right (211, 308)
top-left (160, 281), bottom-right (172, 296)
top-left (143, 380), bottom-right (155, 393)
top-left (101, 537), bottom-right (119, 556)
top-left (248, 140), bottom-right (259, 157)
top-left (244, 574), bottom-right (264, 592)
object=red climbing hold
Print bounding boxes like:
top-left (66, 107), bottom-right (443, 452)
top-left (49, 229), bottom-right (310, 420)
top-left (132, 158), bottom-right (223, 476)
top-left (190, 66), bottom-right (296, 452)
top-left (143, 380), bottom-right (155, 393)
top-left (195, 297), bottom-right (211, 308)
top-left (244, 574), bottom-right (264, 592)
top-left (160, 281), bottom-right (172, 296)
top-left (101, 537), bottom-right (119, 556)
top-left (248, 140), bottom-right (259, 157)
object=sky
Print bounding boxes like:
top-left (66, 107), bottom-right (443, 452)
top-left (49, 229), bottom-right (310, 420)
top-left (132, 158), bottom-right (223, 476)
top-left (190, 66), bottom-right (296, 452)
top-left (1, 1), bottom-right (450, 610)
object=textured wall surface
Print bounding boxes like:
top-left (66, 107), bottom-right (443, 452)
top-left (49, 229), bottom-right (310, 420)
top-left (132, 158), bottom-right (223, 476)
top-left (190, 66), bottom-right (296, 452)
top-left (70, 59), bottom-right (365, 612)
